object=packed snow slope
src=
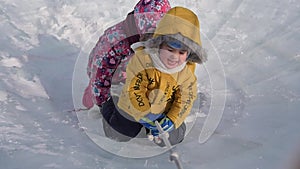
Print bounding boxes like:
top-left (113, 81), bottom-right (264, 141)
top-left (0, 0), bottom-right (300, 169)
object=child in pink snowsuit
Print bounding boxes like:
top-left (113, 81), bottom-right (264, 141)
top-left (82, 0), bottom-right (171, 109)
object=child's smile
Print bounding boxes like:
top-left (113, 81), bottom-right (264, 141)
top-left (159, 44), bottom-right (188, 69)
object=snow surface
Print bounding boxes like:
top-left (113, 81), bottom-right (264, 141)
top-left (1, 0), bottom-right (300, 169)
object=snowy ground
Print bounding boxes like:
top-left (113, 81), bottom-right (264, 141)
top-left (1, 0), bottom-right (300, 169)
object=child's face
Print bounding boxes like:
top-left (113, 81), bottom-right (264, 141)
top-left (159, 44), bottom-right (188, 69)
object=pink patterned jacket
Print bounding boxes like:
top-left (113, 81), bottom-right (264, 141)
top-left (82, 0), bottom-right (171, 108)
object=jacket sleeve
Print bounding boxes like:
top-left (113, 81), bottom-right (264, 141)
top-left (88, 21), bottom-right (133, 106)
top-left (167, 64), bottom-right (198, 128)
top-left (118, 51), bottom-right (152, 121)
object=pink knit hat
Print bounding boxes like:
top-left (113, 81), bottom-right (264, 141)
top-left (133, 0), bottom-right (171, 35)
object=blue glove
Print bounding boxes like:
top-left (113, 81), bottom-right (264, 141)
top-left (150, 117), bottom-right (174, 136)
top-left (139, 113), bottom-right (165, 130)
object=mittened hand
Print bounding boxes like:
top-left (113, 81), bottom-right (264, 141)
top-left (150, 117), bottom-right (174, 136)
top-left (82, 86), bottom-right (94, 109)
top-left (139, 113), bottom-right (165, 130)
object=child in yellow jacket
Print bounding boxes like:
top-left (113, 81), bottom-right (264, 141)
top-left (101, 6), bottom-right (207, 146)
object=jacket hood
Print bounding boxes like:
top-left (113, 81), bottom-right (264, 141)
top-left (149, 6), bottom-right (207, 64)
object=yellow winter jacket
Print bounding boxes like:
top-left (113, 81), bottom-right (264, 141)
top-left (117, 48), bottom-right (197, 128)
top-left (118, 6), bottom-right (202, 128)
